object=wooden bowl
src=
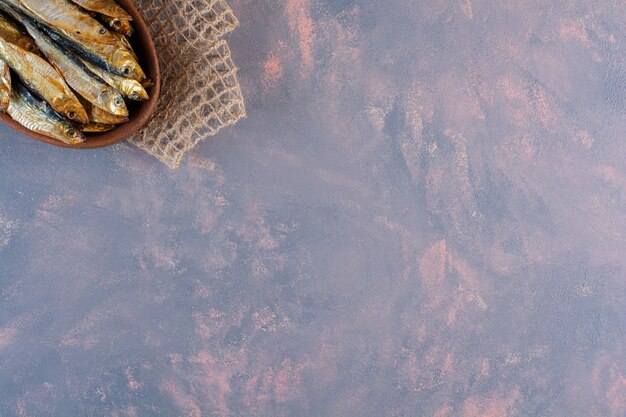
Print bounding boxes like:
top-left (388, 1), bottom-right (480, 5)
top-left (0, 0), bottom-right (160, 148)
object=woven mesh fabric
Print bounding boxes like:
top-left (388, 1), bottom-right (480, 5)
top-left (129, 0), bottom-right (245, 168)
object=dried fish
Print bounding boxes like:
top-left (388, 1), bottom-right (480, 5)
top-left (0, 0), bottom-right (146, 81)
top-left (68, 0), bottom-right (132, 21)
top-left (83, 59), bottom-right (148, 101)
top-left (0, 12), bottom-right (38, 52)
top-left (79, 122), bottom-right (114, 132)
top-left (99, 15), bottom-right (132, 37)
top-left (0, 34), bottom-right (87, 123)
top-left (25, 20), bottom-right (128, 116)
top-left (0, 0), bottom-right (153, 140)
top-left (88, 102), bottom-right (128, 124)
top-left (110, 30), bottom-right (136, 60)
top-left (8, 80), bottom-right (85, 144)
top-left (17, 0), bottom-right (118, 45)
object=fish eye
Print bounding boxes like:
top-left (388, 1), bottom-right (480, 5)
top-left (122, 67), bottom-right (131, 76)
top-left (67, 129), bottom-right (77, 137)
top-left (76, 31), bottom-right (81, 35)
top-left (114, 98), bottom-right (123, 107)
top-left (99, 28), bottom-right (107, 35)
top-left (113, 21), bottom-right (121, 28)
top-left (68, 111), bottom-right (76, 119)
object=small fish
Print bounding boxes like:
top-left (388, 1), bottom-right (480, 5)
top-left (0, 0), bottom-right (145, 81)
top-left (67, 0), bottom-right (132, 21)
top-left (99, 15), bottom-right (132, 37)
top-left (16, 0), bottom-right (118, 45)
top-left (77, 94), bottom-right (127, 124)
top-left (88, 102), bottom-right (128, 124)
top-left (0, 59), bottom-right (10, 111)
top-left (25, 20), bottom-right (128, 116)
top-left (83, 59), bottom-right (148, 101)
top-left (0, 34), bottom-right (88, 123)
top-left (79, 122), bottom-right (114, 132)
top-left (110, 30), bottom-right (136, 60)
top-left (0, 12), bottom-right (38, 52)
top-left (48, 23), bottom-right (145, 80)
top-left (8, 80), bottom-right (85, 144)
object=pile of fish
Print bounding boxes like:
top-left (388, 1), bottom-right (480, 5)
top-left (0, 0), bottom-right (150, 144)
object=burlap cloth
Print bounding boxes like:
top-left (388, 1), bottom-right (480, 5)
top-left (129, 0), bottom-right (246, 168)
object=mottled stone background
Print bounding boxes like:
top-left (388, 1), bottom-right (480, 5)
top-left (0, 0), bottom-right (625, 416)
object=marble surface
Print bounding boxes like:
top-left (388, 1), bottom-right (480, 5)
top-left (1, 0), bottom-right (625, 416)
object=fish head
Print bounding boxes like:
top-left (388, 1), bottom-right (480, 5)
top-left (99, 89), bottom-right (129, 116)
top-left (110, 19), bottom-right (134, 37)
top-left (59, 98), bottom-right (89, 124)
top-left (59, 122), bottom-right (86, 144)
top-left (113, 50), bottom-right (146, 81)
top-left (123, 80), bottom-right (149, 101)
top-left (17, 39), bottom-right (39, 54)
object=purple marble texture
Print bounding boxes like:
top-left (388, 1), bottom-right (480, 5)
top-left (1, 0), bottom-right (625, 416)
